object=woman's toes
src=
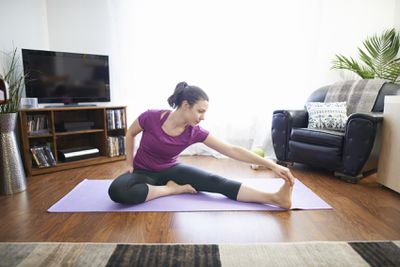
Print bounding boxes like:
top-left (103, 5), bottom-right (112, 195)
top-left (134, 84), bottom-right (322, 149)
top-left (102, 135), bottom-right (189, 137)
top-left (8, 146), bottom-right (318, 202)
top-left (184, 184), bottom-right (197, 194)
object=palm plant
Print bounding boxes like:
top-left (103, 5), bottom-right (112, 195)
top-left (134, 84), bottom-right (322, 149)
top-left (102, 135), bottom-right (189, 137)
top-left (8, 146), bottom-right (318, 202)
top-left (331, 28), bottom-right (400, 84)
top-left (0, 47), bottom-right (26, 113)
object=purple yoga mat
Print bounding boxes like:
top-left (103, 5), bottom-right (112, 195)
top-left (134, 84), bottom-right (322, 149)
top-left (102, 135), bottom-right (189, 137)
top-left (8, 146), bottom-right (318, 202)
top-left (48, 178), bottom-right (331, 212)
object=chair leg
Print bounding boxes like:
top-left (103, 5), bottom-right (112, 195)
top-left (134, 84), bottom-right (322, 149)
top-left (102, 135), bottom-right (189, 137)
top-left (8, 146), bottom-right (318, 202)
top-left (334, 172), bottom-right (363, 184)
top-left (276, 160), bottom-right (294, 167)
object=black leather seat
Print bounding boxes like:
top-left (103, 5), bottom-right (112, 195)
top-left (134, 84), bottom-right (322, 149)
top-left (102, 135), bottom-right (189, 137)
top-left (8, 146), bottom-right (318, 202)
top-left (271, 82), bottom-right (400, 183)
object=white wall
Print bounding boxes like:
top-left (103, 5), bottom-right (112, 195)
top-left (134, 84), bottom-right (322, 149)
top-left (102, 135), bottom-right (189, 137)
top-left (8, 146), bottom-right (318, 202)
top-left (46, 0), bottom-right (111, 55)
top-left (310, 0), bottom-right (398, 90)
top-left (0, 0), bottom-right (111, 59)
top-left (0, 0), bottom-right (49, 71)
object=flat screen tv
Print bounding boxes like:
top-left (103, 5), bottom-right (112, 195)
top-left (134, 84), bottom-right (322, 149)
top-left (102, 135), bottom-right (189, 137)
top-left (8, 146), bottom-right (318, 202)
top-left (22, 49), bottom-right (110, 106)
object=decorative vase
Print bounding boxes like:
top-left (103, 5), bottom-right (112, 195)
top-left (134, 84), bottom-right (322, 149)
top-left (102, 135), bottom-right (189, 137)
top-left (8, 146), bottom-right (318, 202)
top-left (0, 113), bottom-right (27, 194)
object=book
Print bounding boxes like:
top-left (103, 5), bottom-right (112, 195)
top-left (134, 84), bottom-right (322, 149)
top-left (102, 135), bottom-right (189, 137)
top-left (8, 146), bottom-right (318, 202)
top-left (27, 114), bottom-right (50, 134)
top-left (107, 135), bottom-right (126, 157)
top-left (107, 109), bottom-right (125, 130)
top-left (30, 144), bottom-right (56, 168)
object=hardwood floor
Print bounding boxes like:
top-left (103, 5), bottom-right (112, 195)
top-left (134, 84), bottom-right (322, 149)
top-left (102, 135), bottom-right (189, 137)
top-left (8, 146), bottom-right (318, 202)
top-left (1, 156), bottom-right (399, 243)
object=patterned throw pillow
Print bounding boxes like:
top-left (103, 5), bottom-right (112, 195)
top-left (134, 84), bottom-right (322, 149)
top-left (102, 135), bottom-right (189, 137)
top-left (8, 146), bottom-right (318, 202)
top-left (305, 102), bottom-right (348, 131)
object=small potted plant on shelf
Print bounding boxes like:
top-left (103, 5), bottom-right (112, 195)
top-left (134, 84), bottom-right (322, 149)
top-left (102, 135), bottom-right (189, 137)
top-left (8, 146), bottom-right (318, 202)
top-left (0, 47), bottom-right (27, 195)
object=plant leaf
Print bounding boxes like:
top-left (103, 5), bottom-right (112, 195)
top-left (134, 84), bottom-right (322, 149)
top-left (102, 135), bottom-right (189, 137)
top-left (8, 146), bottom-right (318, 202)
top-left (331, 54), bottom-right (374, 79)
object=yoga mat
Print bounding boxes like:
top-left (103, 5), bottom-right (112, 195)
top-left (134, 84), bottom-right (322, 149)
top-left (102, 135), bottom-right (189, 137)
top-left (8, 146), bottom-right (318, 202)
top-left (48, 178), bottom-right (332, 212)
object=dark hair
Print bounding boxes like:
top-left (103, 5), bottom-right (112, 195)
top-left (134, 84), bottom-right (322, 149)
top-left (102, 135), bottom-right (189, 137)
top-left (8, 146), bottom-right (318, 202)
top-left (167, 81), bottom-right (209, 108)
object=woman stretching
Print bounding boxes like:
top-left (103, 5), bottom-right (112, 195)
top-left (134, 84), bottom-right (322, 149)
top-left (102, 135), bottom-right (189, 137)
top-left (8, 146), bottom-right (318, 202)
top-left (108, 82), bottom-right (295, 209)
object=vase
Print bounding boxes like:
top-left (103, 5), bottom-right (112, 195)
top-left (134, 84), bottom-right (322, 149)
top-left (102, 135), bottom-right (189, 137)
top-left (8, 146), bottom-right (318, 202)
top-left (0, 113), bottom-right (27, 194)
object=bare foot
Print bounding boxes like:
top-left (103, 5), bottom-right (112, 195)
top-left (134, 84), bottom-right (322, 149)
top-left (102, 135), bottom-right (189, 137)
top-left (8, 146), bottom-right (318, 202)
top-left (166, 180), bottom-right (197, 195)
top-left (272, 180), bottom-right (293, 209)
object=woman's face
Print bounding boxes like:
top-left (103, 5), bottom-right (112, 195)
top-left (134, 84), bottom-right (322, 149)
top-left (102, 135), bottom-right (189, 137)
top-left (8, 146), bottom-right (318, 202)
top-left (183, 99), bottom-right (208, 126)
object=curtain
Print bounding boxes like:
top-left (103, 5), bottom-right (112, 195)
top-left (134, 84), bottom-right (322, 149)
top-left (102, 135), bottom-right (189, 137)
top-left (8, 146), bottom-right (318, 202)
top-left (106, 0), bottom-right (394, 157)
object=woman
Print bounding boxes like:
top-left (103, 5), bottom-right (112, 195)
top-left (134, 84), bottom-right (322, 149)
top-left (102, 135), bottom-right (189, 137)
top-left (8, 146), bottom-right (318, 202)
top-left (108, 82), bottom-right (295, 209)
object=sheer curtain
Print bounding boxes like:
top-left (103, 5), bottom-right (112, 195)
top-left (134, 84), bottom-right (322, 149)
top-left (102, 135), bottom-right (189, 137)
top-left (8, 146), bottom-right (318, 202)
top-left (106, 0), bottom-right (390, 158)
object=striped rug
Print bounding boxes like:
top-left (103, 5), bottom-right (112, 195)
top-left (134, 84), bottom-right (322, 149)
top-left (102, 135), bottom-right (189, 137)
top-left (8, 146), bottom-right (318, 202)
top-left (1, 241), bottom-right (399, 267)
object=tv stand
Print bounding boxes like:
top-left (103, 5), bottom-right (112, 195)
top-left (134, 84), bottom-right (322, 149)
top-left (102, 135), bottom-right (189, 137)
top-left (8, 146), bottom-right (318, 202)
top-left (18, 105), bottom-right (127, 176)
top-left (44, 103), bottom-right (97, 108)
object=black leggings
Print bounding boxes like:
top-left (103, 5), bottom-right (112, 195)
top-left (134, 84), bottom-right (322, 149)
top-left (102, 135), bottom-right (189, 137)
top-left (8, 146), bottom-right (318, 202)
top-left (108, 163), bottom-right (242, 205)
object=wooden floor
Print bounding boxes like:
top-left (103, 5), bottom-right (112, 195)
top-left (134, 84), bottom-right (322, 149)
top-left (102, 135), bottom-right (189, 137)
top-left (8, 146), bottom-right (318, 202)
top-left (1, 156), bottom-right (400, 243)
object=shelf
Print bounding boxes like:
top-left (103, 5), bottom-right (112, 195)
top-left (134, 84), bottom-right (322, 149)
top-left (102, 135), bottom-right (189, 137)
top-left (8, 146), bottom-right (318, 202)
top-left (28, 133), bottom-right (53, 138)
top-left (20, 105), bottom-right (127, 112)
top-left (108, 128), bottom-right (125, 131)
top-left (56, 155), bottom-right (125, 167)
top-left (31, 155), bottom-right (126, 175)
top-left (55, 129), bottom-right (105, 136)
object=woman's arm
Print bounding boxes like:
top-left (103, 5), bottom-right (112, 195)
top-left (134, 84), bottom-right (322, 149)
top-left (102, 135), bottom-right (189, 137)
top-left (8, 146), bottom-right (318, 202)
top-left (125, 118), bottom-right (143, 172)
top-left (203, 134), bottom-right (295, 185)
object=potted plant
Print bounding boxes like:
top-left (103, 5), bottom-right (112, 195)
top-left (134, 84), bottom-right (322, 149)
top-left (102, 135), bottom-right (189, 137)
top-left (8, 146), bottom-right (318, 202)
top-left (0, 47), bottom-right (27, 195)
top-left (331, 28), bottom-right (400, 84)
top-left (0, 48), bottom-right (25, 112)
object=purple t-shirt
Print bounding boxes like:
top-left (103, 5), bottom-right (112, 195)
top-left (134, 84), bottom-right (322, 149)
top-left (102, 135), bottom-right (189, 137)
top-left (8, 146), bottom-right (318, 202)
top-left (134, 109), bottom-right (209, 171)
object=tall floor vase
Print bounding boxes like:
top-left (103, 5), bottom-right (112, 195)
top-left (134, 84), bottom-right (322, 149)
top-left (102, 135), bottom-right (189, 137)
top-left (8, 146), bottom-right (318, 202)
top-left (0, 113), bottom-right (27, 194)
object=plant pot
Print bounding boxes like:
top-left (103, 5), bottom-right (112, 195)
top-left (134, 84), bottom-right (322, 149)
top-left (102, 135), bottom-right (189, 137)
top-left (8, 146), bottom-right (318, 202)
top-left (0, 112), bottom-right (27, 194)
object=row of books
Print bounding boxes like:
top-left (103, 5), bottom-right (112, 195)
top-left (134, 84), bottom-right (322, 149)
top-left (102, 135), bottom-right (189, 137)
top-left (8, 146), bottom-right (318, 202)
top-left (107, 109), bottom-right (126, 130)
top-left (30, 145), bottom-right (56, 168)
top-left (27, 115), bottom-right (50, 135)
top-left (107, 136), bottom-right (126, 157)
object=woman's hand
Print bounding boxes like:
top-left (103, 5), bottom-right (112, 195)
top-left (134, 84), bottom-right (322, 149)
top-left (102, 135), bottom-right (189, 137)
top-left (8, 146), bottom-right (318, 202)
top-left (272, 164), bottom-right (295, 186)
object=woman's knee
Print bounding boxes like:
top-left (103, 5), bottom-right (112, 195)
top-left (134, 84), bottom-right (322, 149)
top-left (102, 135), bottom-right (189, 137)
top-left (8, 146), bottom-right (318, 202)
top-left (108, 181), bottom-right (148, 205)
top-left (108, 181), bottom-right (123, 202)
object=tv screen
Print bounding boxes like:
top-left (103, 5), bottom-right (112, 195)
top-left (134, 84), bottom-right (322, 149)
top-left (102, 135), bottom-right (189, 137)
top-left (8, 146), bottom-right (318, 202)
top-left (22, 49), bottom-right (110, 105)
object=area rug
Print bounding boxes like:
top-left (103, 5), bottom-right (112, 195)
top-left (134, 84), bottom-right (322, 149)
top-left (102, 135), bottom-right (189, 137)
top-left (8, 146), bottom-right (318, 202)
top-left (1, 241), bottom-right (399, 267)
top-left (48, 178), bottom-right (331, 212)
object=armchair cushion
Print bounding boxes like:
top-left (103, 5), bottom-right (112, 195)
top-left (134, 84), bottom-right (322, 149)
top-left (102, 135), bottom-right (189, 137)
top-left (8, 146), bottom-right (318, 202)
top-left (305, 102), bottom-right (348, 131)
top-left (291, 128), bottom-right (345, 147)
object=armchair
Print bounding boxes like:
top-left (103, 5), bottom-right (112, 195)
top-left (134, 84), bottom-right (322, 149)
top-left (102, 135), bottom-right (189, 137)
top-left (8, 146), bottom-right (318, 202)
top-left (271, 83), bottom-right (400, 183)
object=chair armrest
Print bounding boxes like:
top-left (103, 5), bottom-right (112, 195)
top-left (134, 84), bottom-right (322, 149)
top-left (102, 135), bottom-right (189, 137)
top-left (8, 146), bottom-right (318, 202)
top-left (272, 109), bottom-right (308, 161)
top-left (347, 112), bottom-right (383, 123)
top-left (342, 112), bottom-right (382, 176)
top-left (273, 109), bottom-right (308, 128)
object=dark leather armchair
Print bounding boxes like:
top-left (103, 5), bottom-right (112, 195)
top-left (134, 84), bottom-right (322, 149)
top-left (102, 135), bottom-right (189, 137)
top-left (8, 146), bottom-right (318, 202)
top-left (271, 83), bottom-right (400, 183)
